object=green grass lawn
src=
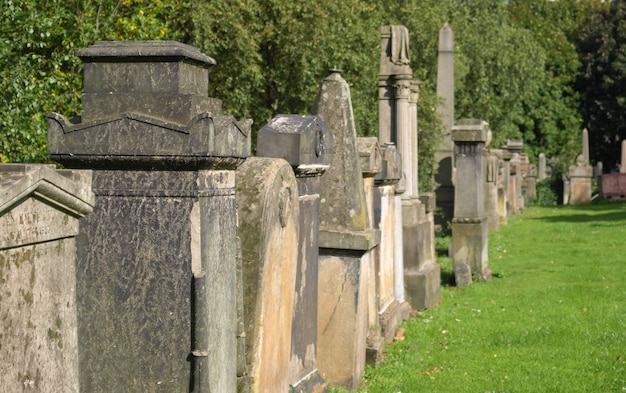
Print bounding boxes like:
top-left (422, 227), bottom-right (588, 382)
top-left (332, 202), bottom-right (626, 392)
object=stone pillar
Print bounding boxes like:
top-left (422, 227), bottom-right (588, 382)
top-left (526, 164), bottom-right (537, 202)
top-left (505, 140), bottom-right (524, 216)
top-left (483, 149), bottom-right (500, 231)
top-left (538, 153), bottom-right (547, 181)
top-left (47, 41), bottom-right (250, 393)
top-left (0, 164), bottom-right (94, 393)
top-left (583, 128), bottom-right (590, 165)
top-left (621, 140), bottom-right (626, 174)
top-left (501, 150), bottom-right (512, 223)
top-left (519, 153), bottom-right (529, 209)
top-left (357, 137), bottom-right (388, 366)
top-left (373, 143), bottom-right (403, 341)
top-left (435, 23), bottom-right (455, 225)
top-left (569, 155), bottom-right (593, 204)
top-left (236, 157), bottom-right (300, 393)
top-left (410, 80), bottom-right (420, 197)
top-left (256, 115), bottom-right (332, 393)
top-left (313, 70), bottom-right (380, 389)
top-left (451, 120), bottom-right (491, 286)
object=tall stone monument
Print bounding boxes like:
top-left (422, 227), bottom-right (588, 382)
top-left (1, 164), bottom-right (94, 393)
top-left (256, 115), bottom-right (332, 393)
top-left (379, 25), bottom-right (440, 312)
top-left (451, 120), bottom-right (491, 286)
top-left (435, 23), bottom-right (455, 225)
top-left (538, 152), bottom-right (547, 181)
top-left (314, 70), bottom-right (380, 389)
top-left (47, 41), bottom-right (251, 392)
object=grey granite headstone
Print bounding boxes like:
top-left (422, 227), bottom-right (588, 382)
top-left (313, 70), bottom-right (380, 389)
top-left (0, 164), bottom-right (94, 393)
top-left (47, 41), bottom-right (250, 392)
top-left (256, 115), bottom-right (332, 393)
top-left (451, 120), bottom-right (491, 285)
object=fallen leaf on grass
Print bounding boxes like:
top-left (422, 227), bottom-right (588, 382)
top-left (416, 366), bottom-right (443, 376)
top-left (394, 328), bottom-right (405, 341)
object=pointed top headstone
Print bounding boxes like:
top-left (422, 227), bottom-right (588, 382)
top-left (439, 23), bottom-right (454, 53)
top-left (582, 128), bottom-right (590, 164)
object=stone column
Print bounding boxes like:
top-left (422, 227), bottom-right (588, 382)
top-left (505, 140), bottom-right (524, 216)
top-left (526, 164), bottom-right (537, 202)
top-left (538, 153), bottom-right (547, 181)
top-left (621, 140), bottom-right (626, 174)
top-left (47, 41), bottom-right (250, 393)
top-left (583, 128), bottom-right (590, 165)
top-left (435, 23), bottom-right (455, 225)
top-left (500, 150), bottom-right (512, 223)
top-left (256, 115), bottom-right (332, 393)
top-left (313, 70), bottom-right (380, 389)
top-left (0, 164), bottom-right (94, 393)
top-left (451, 120), bottom-right (491, 286)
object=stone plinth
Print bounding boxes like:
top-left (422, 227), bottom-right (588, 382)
top-left (569, 154), bottom-right (593, 204)
top-left (0, 164), bottom-right (94, 393)
top-left (256, 115), bottom-right (332, 393)
top-left (600, 173), bottom-right (626, 200)
top-left (313, 70), bottom-right (379, 389)
top-left (47, 41), bottom-right (250, 393)
top-left (451, 120), bottom-right (491, 286)
top-left (236, 158), bottom-right (300, 393)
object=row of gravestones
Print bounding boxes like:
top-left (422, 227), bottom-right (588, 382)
top-left (0, 30), bottom-right (438, 393)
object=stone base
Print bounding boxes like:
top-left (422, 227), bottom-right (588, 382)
top-left (289, 370), bottom-right (328, 393)
top-left (404, 262), bottom-right (441, 310)
top-left (451, 219), bottom-right (489, 284)
top-left (379, 300), bottom-right (400, 343)
top-left (365, 334), bottom-right (385, 367)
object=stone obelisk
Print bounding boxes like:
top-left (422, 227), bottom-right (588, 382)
top-left (435, 23), bottom-right (455, 226)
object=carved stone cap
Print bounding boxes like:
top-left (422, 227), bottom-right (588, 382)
top-left (256, 114), bottom-right (333, 171)
top-left (504, 139), bottom-right (524, 154)
top-left (0, 164), bottom-right (94, 218)
top-left (357, 137), bottom-right (382, 177)
top-left (375, 143), bottom-right (401, 185)
top-left (451, 119), bottom-right (489, 143)
top-left (77, 40), bottom-right (216, 68)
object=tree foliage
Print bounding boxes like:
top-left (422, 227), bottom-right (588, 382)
top-left (1, 0), bottom-right (612, 190)
top-left (576, 0), bottom-right (626, 170)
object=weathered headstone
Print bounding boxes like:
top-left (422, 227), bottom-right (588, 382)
top-left (47, 41), bottom-right (250, 392)
top-left (373, 143), bottom-right (403, 342)
top-left (256, 115), bottom-right (332, 393)
top-left (434, 23), bottom-right (455, 225)
top-left (583, 128), bottom-right (590, 165)
top-left (569, 154), bottom-right (593, 204)
top-left (526, 164), bottom-right (537, 202)
top-left (599, 173), bottom-right (626, 200)
top-left (505, 140), bottom-right (524, 215)
top-left (314, 70), bottom-right (380, 389)
top-left (236, 157), bottom-right (300, 393)
top-left (538, 153), bottom-right (547, 181)
top-left (357, 137), bottom-right (386, 365)
top-left (484, 149), bottom-right (500, 231)
top-left (451, 120), bottom-right (491, 286)
top-left (500, 150), bottom-right (512, 223)
top-left (0, 164), bottom-right (94, 393)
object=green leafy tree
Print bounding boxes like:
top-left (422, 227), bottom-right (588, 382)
top-left (576, 0), bottom-right (626, 170)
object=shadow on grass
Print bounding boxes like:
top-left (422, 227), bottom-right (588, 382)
top-left (529, 201), bottom-right (626, 224)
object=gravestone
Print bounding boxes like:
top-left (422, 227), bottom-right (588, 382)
top-left (451, 120), bottom-right (491, 286)
top-left (500, 150), bottom-right (512, 223)
top-left (236, 157), bottom-right (300, 393)
top-left (47, 41), bottom-right (250, 392)
top-left (357, 137), bottom-right (386, 365)
top-left (526, 164), bottom-right (537, 202)
top-left (519, 153), bottom-right (529, 209)
top-left (582, 128), bottom-right (590, 165)
top-left (256, 115), bottom-right (332, 393)
top-left (484, 149), bottom-right (500, 231)
top-left (538, 153), bottom-right (547, 181)
top-left (599, 173), bottom-right (626, 200)
top-left (434, 23), bottom-right (455, 225)
top-left (0, 164), bottom-right (94, 393)
top-left (569, 155), bottom-right (593, 204)
top-left (373, 143), bottom-right (403, 342)
top-left (505, 140), bottom-right (523, 215)
top-left (314, 70), bottom-right (380, 389)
